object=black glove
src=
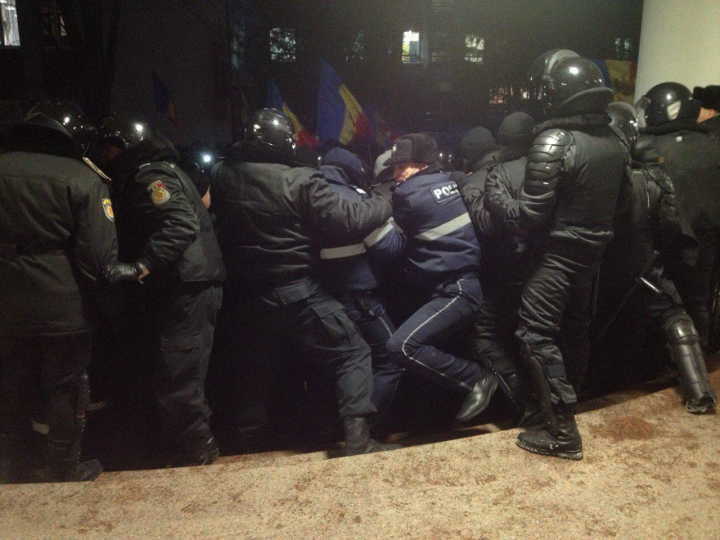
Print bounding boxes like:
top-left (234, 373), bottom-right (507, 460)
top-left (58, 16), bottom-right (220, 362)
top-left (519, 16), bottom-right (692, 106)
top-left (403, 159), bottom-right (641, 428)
top-left (449, 170), bottom-right (470, 191)
top-left (102, 262), bottom-right (141, 283)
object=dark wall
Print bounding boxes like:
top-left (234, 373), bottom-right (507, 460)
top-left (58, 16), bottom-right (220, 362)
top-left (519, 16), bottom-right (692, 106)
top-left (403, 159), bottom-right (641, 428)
top-left (242, 0), bottom-right (643, 133)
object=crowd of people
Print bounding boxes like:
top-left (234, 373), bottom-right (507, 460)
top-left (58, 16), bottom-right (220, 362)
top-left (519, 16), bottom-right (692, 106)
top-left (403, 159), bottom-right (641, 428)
top-left (1, 48), bottom-right (719, 483)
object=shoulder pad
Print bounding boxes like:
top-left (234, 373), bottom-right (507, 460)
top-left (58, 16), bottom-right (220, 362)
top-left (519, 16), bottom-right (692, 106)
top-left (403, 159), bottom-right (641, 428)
top-left (81, 157), bottom-right (113, 184)
top-left (528, 129), bottom-right (573, 163)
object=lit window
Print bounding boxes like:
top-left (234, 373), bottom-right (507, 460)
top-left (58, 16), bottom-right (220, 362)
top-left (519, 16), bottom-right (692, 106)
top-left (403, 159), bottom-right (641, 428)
top-left (402, 30), bottom-right (421, 64)
top-left (41, 0), bottom-right (69, 47)
top-left (270, 28), bottom-right (296, 63)
top-left (0, 0), bottom-right (20, 47)
top-left (465, 34), bottom-right (484, 64)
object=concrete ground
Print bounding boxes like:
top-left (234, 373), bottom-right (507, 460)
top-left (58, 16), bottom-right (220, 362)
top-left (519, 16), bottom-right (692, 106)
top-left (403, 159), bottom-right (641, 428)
top-left (1, 370), bottom-right (719, 539)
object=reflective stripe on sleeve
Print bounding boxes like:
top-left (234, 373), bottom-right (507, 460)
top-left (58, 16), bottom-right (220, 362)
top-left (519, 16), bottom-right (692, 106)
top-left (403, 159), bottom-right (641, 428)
top-left (364, 218), bottom-right (401, 247)
top-left (414, 212), bottom-right (472, 241)
top-left (320, 243), bottom-right (367, 260)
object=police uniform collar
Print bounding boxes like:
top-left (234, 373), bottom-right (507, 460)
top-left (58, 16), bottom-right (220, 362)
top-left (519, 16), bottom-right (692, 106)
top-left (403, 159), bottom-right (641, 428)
top-left (410, 161), bottom-right (442, 179)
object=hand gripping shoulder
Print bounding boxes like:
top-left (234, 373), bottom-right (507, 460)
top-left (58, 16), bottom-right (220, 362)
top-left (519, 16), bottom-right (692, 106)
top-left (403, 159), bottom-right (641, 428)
top-left (524, 129), bottom-right (573, 195)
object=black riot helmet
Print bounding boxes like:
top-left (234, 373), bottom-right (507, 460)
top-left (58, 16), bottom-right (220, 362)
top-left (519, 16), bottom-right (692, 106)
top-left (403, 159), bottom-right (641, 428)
top-left (4, 100), bottom-right (92, 158)
top-left (96, 112), bottom-right (178, 186)
top-left (97, 112), bottom-right (155, 152)
top-left (528, 49), bottom-right (613, 119)
top-left (606, 101), bottom-right (639, 149)
top-left (437, 148), bottom-right (455, 172)
top-left (637, 82), bottom-right (696, 127)
top-left (244, 108), bottom-right (296, 161)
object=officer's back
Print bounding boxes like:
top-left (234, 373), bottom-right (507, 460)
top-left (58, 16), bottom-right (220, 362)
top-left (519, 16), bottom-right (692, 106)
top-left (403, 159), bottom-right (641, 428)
top-left (0, 129), bottom-right (116, 336)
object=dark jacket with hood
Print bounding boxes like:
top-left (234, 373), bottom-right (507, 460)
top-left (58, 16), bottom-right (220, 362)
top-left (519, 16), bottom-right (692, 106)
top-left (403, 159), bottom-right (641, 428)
top-left (640, 119), bottom-right (720, 245)
top-left (110, 134), bottom-right (225, 284)
top-left (454, 145), bottom-right (532, 292)
top-left (210, 147), bottom-right (391, 288)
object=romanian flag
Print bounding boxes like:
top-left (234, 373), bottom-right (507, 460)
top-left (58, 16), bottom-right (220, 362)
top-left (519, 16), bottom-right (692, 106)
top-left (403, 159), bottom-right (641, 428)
top-left (152, 70), bottom-right (179, 130)
top-left (365, 104), bottom-right (399, 149)
top-left (267, 78), bottom-right (319, 148)
top-left (316, 60), bottom-right (373, 145)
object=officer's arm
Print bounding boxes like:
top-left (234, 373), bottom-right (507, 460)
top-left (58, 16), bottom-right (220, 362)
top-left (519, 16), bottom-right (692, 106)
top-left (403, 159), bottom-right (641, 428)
top-left (139, 174), bottom-right (200, 273)
top-left (300, 170), bottom-right (392, 242)
top-left (452, 171), bottom-right (497, 238)
top-left (646, 165), bottom-right (680, 248)
top-left (363, 217), bottom-right (406, 264)
top-left (73, 180), bottom-right (119, 287)
top-left (485, 129), bottom-right (572, 231)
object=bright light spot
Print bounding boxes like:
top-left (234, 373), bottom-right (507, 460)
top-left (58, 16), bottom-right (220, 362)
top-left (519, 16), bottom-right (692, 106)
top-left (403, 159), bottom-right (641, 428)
top-left (667, 94), bottom-right (673, 100)
top-left (202, 154), bottom-right (212, 163)
top-left (273, 119), bottom-right (279, 126)
top-left (569, 66), bottom-right (580, 75)
top-left (134, 123), bottom-right (144, 132)
top-left (63, 116), bottom-right (71, 124)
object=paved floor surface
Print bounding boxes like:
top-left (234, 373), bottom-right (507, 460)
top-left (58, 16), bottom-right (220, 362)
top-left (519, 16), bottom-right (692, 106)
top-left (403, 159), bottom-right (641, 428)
top-left (1, 370), bottom-right (719, 539)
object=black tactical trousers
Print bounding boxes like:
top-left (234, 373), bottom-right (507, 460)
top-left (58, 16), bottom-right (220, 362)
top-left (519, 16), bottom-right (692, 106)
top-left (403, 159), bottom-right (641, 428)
top-left (516, 250), bottom-right (598, 406)
top-left (146, 281), bottom-right (222, 446)
top-left (472, 276), bottom-right (532, 406)
top-left (0, 332), bottom-right (90, 446)
top-left (673, 230), bottom-right (719, 347)
top-left (224, 277), bottom-right (375, 421)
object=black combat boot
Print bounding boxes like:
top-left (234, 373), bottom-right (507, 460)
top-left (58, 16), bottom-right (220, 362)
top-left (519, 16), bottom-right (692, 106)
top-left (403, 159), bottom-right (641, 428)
top-left (43, 439), bottom-right (103, 482)
top-left (168, 435), bottom-right (220, 467)
top-left (342, 416), bottom-right (401, 456)
top-left (516, 404), bottom-right (583, 460)
top-left (455, 368), bottom-right (498, 423)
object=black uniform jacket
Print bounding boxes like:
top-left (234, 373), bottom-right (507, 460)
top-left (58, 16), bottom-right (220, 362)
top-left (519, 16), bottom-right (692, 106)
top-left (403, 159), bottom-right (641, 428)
top-left (114, 161), bottom-right (225, 284)
top-left (211, 159), bottom-right (392, 288)
top-left (0, 152), bottom-right (118, 336)
top-left (641, 121), bottom-right (720, 237)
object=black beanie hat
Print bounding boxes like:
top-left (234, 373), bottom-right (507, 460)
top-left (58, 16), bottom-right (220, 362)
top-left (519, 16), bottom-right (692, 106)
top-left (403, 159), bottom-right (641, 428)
top-left (459, 127), bottom-right (496, 164)
top-left (693, 86), bottom-right (720, 110)
top-left (498, 112), bottom-right (536, 146)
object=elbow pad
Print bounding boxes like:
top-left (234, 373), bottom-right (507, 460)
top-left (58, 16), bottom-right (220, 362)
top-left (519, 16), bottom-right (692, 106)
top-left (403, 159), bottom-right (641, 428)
top-left (519, 129), bottom-right (573, 227)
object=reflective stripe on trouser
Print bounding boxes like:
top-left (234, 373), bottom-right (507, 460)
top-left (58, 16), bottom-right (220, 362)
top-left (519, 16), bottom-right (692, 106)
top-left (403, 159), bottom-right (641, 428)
top-left (516, 251), bottom-right (597, 406)
top-left (387, 277), bottom-right (482, 393)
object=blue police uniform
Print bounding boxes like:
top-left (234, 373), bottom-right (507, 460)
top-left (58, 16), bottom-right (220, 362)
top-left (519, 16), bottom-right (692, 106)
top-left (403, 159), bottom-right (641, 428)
top-left (367, 163), bottom-right (490, 395)
top-left (319, 163), bottom-right (405, 416)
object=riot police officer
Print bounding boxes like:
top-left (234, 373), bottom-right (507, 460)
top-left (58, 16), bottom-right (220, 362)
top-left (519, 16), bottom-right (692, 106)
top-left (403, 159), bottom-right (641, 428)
top-left (484, 50), bottom-right (630, 459)
top-left (638, 83), bottom-right (720, 351)
top-left (597, 101), bottom-right (717, 413)
top-left (97, 113), bottom-right (226, 466)
top-left (211, 109), bottom-right (398, 456)
top-left (0, 101), bottom-right (117, 482)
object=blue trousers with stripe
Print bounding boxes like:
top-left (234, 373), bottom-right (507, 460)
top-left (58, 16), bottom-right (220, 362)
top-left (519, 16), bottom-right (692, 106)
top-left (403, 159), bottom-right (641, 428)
top-left (386, 276), bottom-right (483, 394)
